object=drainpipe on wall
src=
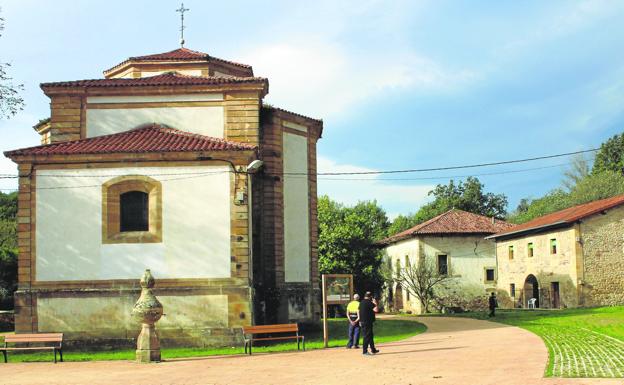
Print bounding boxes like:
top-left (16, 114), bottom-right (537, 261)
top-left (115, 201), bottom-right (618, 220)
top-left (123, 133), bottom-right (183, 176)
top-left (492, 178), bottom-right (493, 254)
top-left (575, 222), bottom-right (586, 306)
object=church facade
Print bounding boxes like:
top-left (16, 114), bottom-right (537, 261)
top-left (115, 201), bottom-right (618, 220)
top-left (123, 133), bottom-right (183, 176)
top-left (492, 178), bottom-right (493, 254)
top-left (4, 48), bottom-right (322, 346)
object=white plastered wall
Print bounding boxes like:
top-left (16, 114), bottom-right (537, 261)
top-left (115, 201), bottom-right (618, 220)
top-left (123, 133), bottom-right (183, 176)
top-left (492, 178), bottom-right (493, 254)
top-left (283, 132), bottom-right (310, 282)
top-left (86, 95), bottom-right (224, 138)
top-left (385, 235), bottom-right (497, 313)
top-left (35, 166), bottom-right (232, 281)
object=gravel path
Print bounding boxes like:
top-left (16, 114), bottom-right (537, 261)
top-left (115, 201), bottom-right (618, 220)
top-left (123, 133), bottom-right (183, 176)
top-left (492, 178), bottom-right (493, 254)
top-left (2, 317), bottom-right (622, 385)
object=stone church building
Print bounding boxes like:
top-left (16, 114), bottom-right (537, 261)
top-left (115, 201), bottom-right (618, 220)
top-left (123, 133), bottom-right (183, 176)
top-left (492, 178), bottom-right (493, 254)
top-left (4, 47), bottom-right (323, 346)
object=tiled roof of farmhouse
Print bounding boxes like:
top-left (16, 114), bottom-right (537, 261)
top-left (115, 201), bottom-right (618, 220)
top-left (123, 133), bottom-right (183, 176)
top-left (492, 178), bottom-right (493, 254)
top-left (378, 209), bottom-right (514, 245)
top-left (104, 48), bottom-right (253, 74)
top-left (488, 194), bottom-right (624, 239)
top-left (40, 72), bottom-right (267, 89)
top-left (4, 124), bottom-right (256, 157)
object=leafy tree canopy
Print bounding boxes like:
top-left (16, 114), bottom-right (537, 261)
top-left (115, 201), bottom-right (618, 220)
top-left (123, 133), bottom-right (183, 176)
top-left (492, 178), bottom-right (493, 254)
top-left (0, 10), bottom-right (24, 119)
top-left (387, 177), bottom-right (508, 235)
top-left (593, 132), bottom-right (624, 175)
top-left (318, 196), bottom-right (389, 293)
top-left (508, 170), bottom-right (624, 223)
top-left (510, 132), bottom-right (624, 224)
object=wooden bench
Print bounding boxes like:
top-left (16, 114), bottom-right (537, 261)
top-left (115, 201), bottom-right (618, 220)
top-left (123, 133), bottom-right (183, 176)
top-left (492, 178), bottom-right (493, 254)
top-left (242, 324), bottom-right (304, 355)
top-left (1, 333), bottom-right (64, 363)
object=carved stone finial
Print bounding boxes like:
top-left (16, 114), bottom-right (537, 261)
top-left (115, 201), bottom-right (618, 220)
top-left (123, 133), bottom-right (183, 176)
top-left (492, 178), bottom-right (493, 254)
top-left (132, 269), bottom-right (163, 363)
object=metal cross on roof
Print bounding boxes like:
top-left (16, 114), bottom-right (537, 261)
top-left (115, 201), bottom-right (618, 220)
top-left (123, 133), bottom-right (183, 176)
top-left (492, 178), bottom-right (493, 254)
top-left (176, 2), bottom-right (190, 47)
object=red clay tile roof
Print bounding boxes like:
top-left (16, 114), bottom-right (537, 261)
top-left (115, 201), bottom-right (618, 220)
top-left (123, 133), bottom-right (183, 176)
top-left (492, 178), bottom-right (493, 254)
top-left (379, 209), bottom-right (514, 245)
top-left (41, 72), bottom-right (267, 89)
top-left (263, 105), bottom-right (322, 123)
top-left (489, 194), bottom-right (624, 239)
top-left (4, 124), bottom-right (256, 157)
top-left (130, 47), bottom-right (211, 61)
top-left (104, 48), bottom-right (252, 74)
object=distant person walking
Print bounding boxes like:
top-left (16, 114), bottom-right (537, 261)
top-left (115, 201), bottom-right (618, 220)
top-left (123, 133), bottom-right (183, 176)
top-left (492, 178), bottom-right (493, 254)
top-left (488, 292), bottom-right (498, 317)
top-left (358, 291), bottom-right (379, 355)
top-left (346, 294), bottom-right (361, 349)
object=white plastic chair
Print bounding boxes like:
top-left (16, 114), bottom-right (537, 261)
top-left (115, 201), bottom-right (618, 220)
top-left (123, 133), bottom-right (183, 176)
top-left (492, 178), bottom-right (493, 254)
top-left (528, 298), bottom-right (537, 309)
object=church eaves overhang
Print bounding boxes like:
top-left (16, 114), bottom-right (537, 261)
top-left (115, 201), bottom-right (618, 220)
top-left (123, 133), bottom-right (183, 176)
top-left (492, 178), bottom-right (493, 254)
top-left (40, 72), bottom-right (268, 97)
top-left (4, 124), bottom-right (257, 160)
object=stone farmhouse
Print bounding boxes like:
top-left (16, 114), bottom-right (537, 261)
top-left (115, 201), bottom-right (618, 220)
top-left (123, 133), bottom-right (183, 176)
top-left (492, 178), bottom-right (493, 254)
top-left (488, 194), bottom-right (624, 309)
top-left (378, 209), bottom-right (513, 314)
top-left (4, 47), bottom-right (323, 346)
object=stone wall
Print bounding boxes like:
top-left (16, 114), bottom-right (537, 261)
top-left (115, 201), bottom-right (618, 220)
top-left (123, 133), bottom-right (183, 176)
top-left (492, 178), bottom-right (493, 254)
top-left (580, 205), bottom-right (624, 306)
top-left (495, 227), bottom-right (580, 309)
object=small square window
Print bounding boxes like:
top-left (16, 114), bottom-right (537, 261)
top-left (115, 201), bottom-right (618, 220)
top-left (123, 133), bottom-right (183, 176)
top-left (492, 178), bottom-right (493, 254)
top-left (510, 283), bottom-right (516, 297)
top-left (528, 242), bottom-right (534, 257)
top-left (508, 245), bottom-right (514, 260)
top-left (485, 268), bottom-right (495, 282)
top-left (550, 239), bottom-right (557, 254)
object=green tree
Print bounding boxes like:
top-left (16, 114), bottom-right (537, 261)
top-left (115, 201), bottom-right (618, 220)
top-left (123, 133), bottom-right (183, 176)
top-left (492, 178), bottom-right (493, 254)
top-left (0, 191), bottom-right (17, 309)
top-left (0, 10), bottom-right (24, 119)
top-left (0, 248), bottom-right (17, 309)
top-left (386, 213), bottom-right (419, 236)
top-left (593, 132), bottom-right (624, 175)
top-left (410, 177), bottom-right (507, 227)
top-left (509, 170), bottom-right (624, 224)
top-left (507, 189), bottom-right (570, 224)
top-left (318, 196), bottom-right (389, 293)
top-left (568, 170), bottom-right (624, 205)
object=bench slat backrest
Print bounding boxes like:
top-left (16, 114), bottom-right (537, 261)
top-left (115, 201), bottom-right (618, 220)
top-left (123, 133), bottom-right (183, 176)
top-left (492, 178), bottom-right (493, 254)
top-left (4, 333), bottom-right (63, 344)
top-left (243, 324), bottom-right (299, 335)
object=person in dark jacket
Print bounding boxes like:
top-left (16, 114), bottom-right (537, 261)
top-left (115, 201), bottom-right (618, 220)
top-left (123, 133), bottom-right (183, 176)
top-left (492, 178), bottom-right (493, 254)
top-left (358, 291), bottom-right (379, 355)
top-left (488, 292), bottom-right (498, 317)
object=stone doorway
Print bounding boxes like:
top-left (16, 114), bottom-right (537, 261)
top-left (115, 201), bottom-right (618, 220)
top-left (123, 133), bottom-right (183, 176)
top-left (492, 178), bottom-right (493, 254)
top-left (394, 284), bottom-right (404, 311)
top-left (523, 274), bottom-right (539, 308)
top-left (551, 282), bottom-right (560, 308)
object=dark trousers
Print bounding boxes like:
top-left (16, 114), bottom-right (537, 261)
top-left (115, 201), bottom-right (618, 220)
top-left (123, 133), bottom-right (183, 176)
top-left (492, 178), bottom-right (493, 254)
top-left (361, 322), bottom-right (376, 353)
top-left (347, 321), bottom-right (360, 348)
top-left (489, 307), bottom-right (496, 317)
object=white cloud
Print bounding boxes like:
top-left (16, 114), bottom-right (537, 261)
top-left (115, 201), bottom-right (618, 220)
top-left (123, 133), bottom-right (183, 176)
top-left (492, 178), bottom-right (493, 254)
top-left (243, 41), bottom-right (477, 119)
top-left (316, 156), bottom-right (433, 217)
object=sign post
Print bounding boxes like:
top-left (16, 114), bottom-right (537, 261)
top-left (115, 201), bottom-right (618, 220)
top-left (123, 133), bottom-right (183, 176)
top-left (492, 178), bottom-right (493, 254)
top-left (321, 274), bottom-right (353, 348)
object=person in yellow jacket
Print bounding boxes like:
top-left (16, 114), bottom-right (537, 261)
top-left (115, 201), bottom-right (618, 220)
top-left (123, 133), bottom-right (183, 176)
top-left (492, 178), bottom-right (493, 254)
top-left (346, 294), bottom-right (360, 349)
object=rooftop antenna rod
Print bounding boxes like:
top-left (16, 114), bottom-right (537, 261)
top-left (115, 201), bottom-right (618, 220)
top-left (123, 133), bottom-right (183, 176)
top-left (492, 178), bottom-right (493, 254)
top-left (176, 2), bottom-right (190, 47)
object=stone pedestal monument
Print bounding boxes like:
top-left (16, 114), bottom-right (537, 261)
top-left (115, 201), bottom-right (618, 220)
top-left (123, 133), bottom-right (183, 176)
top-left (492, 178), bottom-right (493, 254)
top-left (132, 269), bottom-right (164, 363)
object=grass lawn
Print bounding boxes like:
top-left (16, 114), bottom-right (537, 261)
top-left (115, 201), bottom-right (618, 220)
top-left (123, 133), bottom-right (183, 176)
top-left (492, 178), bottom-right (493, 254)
top-left (0, 317), bottom-right (426, 363)
top-left (450, 306), bottom-right (624, 378)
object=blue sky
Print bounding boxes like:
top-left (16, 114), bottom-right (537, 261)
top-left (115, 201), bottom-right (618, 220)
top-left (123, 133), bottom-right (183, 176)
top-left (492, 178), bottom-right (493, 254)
top-left (1, 0), bottom-right (624, 218)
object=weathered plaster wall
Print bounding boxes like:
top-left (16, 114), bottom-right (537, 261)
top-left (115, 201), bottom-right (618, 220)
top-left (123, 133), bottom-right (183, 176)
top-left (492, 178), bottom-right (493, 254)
top-left (86, 94), bottom-right (224, 138)
top-left (496, 227), bottom-right (579, 308)
top-left (36, 166), bottom-right (231, 280)
top-left (580, 206), bottom-right (624, 306)
top-left (37, 294), bottom-right (228, 334)
top-left (282, 131), bottom-right (310, 283)
top-left (385, 235), bottom-right (497, 314)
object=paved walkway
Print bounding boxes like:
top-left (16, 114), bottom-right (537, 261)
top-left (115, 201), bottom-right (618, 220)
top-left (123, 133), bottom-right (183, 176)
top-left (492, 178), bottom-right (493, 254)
top-left (3, 317), bottom-right (623, 385)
